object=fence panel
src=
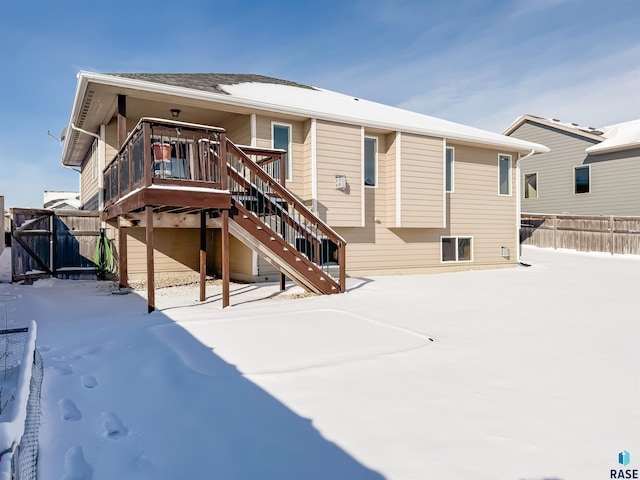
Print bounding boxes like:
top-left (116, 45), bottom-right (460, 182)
top-left (11, 209), bottom-right (102, 282)
top-left (520, 213), bottom-right (640, 255)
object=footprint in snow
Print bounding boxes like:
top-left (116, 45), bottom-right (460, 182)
top-left (52, 364), bottom-right (74, 376)
top-left (103, 412), bottom-right (128, 439)
top-left (62, 446), bottom-right (93, 480)
top-left (59, 399), bottom-right (82, 421)
top-left (81, 375), bottom-right (98, 389)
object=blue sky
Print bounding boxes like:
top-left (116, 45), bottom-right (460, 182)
top-left (0, 0), bottom-right (638, 209)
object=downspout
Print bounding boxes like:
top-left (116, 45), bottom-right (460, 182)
top-left (67, 123), bottom-right (103, 208)
top-left (516, 149), bottom-right (535, 264)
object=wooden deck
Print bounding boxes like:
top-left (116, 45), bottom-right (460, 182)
top-left (102, 117), bottom-right (346, 313)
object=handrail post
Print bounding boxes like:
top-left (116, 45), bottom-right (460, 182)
top-left (219, 131), bottom-right (228, 190)
top-left (280, 151), bottom-right (286, 188)
top-left (143, 122), bottom-right (152, 187)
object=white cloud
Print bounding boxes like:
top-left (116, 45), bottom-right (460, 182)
top-left (393, 43), bottom-right (640, 132)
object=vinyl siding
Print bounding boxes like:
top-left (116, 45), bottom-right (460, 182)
top-left (223, 114), bottom-right (251, 146)
top-left (338, 144), bottom-right (519, 275)
top-left (316, 120), bottom-right (363, 227)
top-left (124, 227), bottom-right (262, 283)
top-left (399, 133), bottom-right (444, 227)
top-left (383, 132), bottom-right (398, 227)
top-left (511, 121), bottom-right (640, 216)
top-left (125, 228), bottom-right (203, 276)
top-left (80, 139), bottom-right (99, 210)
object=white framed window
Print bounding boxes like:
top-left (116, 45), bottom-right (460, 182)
top-left (445, 146), bottom-right (454, 192)
top-left (272, 122), bottom-right (292, 181)
top-left (441, 236), bottom-right (473, 262)
top-left (523, 172), bottom-right (538, 199)
top-left (574, 165), bottom-right (590, 194)
top-left (364, 136), bottom-right (378, 187)
top-left (498, 154), bottom-right (511, 195)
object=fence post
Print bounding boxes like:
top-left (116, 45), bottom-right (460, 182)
top-left (552, 215), bottom-right (557, 250)
top-left (610, 215), bottom-right (615, 255)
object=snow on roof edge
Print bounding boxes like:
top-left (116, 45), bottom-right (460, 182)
top-left (78, 72), bottom-right (549, 154)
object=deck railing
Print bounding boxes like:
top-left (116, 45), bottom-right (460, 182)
top-left (103, 118), bottom-right (227, 207)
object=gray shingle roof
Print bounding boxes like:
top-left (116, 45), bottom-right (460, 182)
top-left (110, 73), bottom-right (316, 94)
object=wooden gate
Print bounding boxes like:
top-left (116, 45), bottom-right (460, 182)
top-left (10, 209), bottom-right (102, 282)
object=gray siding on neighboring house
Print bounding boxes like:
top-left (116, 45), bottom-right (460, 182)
top-left (511, 121), bottom-right (640, 216)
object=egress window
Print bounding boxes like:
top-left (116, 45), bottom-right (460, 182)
top-left (441, 236), bottom-right (473, 262)
top-left (574, 165), bottom-right (590, 194)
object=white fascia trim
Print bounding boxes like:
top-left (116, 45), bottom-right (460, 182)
top-left (61, 72), bottom-right (92, 166)
top-left (311, 118), bottom-right (318, 214)
top-left (395, 131), bottom-right (402, 228)
top-left (361, 126), bottom-right (365, 227)
top-left (73, 71), bottom-right (550, 155)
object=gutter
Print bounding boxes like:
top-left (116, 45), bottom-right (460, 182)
top-left (516, 149), bottom-right (536, 264)
top-left (59, 123), bottom-right (101, 174)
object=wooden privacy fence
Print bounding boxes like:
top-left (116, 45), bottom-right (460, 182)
top-left (520, 213), bottom-right (640, 255)
top-left (10, 208), bottom-right (105, 282)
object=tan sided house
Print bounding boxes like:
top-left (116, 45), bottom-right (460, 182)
top-left (60, 72), bottom-right (548, 310)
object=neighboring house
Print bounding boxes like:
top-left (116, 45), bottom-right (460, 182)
top-left (43, 191), bottom-right (80, 210)
top-left (60, 72), bottom-right (547, 306)
top-left (504, 115), bottom-right (640, 216)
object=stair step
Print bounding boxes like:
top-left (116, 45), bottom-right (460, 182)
top-left (295, 257), bottom-right (301, 262)
top-left (283, 247), bottom-right (289, 251)
top-left (243, 215), bottom-right (249, 219)
top-left (270, 237), bottom-right (275, 241)
top-left (256, 226), bottom-right (262, 230)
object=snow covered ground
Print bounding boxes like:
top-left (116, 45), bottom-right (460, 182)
top-left (0, 246), bottom-right (638, 480)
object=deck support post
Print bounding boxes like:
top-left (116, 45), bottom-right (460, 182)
top-left (339, 242), bottom-right (346, 293)
top-left (145, 206), bottom-right (155, 313)
top-left (199, 211), bottom-right (207, 302)
top-left (118, 220), bottom-right (128, 289)
top-left (280, 272), bottom-right (286, 291)
top-left (221, 209), bottom-right (230, 308)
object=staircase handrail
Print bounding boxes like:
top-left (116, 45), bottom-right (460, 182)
top-left (226, 140), bottom-right (347, 247)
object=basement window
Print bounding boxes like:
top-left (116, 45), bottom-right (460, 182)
top-left (441, 236), bottom-right (473, 262)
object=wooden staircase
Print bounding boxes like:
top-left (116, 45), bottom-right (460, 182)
top-left (220, 140), bottom-right (346, 294)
